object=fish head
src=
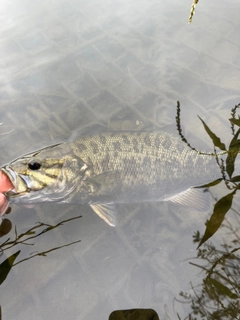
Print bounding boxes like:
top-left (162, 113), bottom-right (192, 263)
top-left (1, 144), bottom-right (87, 203)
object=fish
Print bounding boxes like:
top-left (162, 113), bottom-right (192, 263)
top-left (0, 130), bottom-right (234, 226)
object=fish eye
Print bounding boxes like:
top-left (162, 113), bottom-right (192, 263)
top-left (28, 162), bottom-right (41, 170)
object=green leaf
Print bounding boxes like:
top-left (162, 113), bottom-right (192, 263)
top-left (0, 250), bottom-right (20, 285)
top-left (39, 253), bottom-right (47, 257)
top-left (230, 175), bottom-right (240, 183)
top-left (25, 231), bottom-right (36, 235)
top-left (194, 179), bottom-right (222, 189)
top-left (207, 278), bottom-right (238, 299)
top-left (229, 118), bottom-right (240, 127)
top-left (226, 128), bottom-right (240, 178)
top-left (198, 116), bottom-right (226, 151)
top-left (197, 190), bottom-right (236, 248)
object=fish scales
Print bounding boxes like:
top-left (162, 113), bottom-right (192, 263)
top-left (65, 132), bottom-right (218, 202)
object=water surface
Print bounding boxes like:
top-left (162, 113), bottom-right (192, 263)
top-left (0, 0), bottom-right (240, 319)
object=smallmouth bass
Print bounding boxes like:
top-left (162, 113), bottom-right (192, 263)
top-left (0, 130), bottom-right (231, 226)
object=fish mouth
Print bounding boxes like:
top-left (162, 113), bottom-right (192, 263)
top-left (1, 166), bottom-right (30, 198)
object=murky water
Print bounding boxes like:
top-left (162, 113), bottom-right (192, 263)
top-left (0, 0), bottom-right (240, 319)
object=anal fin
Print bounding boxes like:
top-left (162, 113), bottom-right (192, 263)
top-left (165, 187), bottom-right (210, 211)
top-left (90, 203), bottom-right (117, 227)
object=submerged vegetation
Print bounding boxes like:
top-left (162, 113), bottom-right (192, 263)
top-left (0, 214), bottom-right (82, 286)
top-left (176, 101), bottom-right (240, 248)
top-left (176, 221), bottom-right (240, 319)
top-left (175, 101), bottom-right (240, 319)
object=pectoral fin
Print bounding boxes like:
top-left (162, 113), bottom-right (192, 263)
top-left (90, 203), bottom-right (117, 227)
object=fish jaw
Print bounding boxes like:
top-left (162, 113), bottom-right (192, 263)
top-left (1, 165), bottom-right (63, 203)
top-left (1, 166), bottom-right (30, 197)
